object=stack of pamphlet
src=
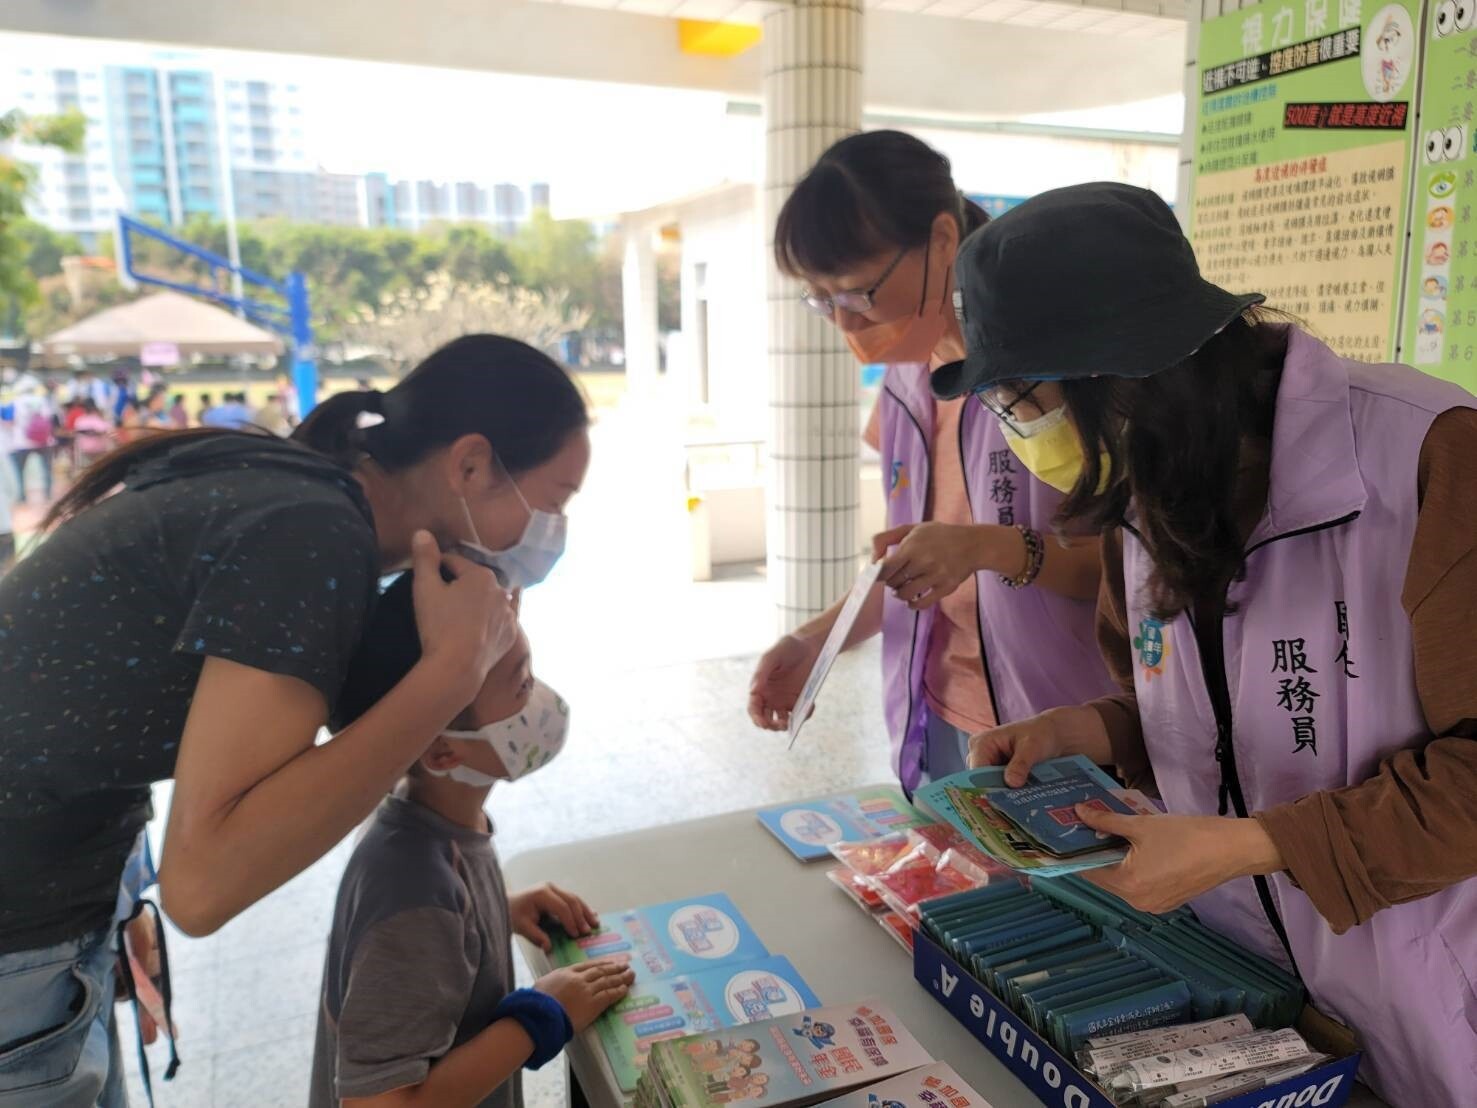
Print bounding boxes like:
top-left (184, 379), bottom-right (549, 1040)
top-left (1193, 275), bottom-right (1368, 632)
top-left (917, 757), bottom-right (1164, 877)
top-left (634, 1001), bottom-right (933, 1108)
top-left (551, 894), bottom-right (822, 1093)
top-left (812, 1062), bottom-right (995, 1108)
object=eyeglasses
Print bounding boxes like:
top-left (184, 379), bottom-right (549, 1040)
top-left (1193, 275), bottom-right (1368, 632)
top-left (974, 379), bottom-right (1062, 438)
top-left (800, 247), bottom-right (909, 318)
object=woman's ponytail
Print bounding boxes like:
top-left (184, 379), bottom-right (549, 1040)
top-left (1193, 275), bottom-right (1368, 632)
top-left (960, 194), bottom-right (991, 237)
top-left (290, 389), bottom-right (385, 467)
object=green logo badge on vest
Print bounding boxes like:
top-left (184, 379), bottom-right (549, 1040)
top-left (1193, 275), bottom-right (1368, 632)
top-left (1133, 617), bottom-right (1169, 679)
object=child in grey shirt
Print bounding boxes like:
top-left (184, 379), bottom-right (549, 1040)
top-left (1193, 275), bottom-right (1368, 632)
top-left (310, 574), bottom-right (633, 1108)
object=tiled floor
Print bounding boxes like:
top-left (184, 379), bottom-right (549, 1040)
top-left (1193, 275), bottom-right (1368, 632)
top-left (114, 398), bottom-right (895, 1106)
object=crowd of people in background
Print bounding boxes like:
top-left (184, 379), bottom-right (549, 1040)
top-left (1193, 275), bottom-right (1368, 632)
top-left (0, 365), bottom-right (302, 569)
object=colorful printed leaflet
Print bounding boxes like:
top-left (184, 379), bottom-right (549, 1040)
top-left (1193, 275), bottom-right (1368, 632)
top-left (596, 956), bottom-right (821, 1092)
top-left (552, 894), bottom-right (769, 984)
top-left (986, 774), bottom-right (1135, 858)
top-left (638, 1001), bottom-right (933, 1108)
top-left (758, 787), bottom-right (934, 862)
top-left (813, 1062), bottom-right (993, 1108)
top-left (917, 757), bottom-right (1136, 876)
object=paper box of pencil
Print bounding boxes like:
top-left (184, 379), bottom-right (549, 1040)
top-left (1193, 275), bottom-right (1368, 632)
top-left (908, 876), bottom-right (1361, 1108)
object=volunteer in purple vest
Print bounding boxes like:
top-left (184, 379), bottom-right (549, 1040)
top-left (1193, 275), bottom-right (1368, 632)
top-left (747, 131), bottom-right (1115, 790)
top-left (957, 182), bottom-right (1477, 1107)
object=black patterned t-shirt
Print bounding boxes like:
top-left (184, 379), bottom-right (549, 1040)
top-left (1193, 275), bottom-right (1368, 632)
top-left (0, 435), bottom-right (379, 953)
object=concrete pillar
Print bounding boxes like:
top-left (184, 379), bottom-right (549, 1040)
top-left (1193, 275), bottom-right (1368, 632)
top-left (621, 217), bottom-right (661, 392)
top-left (761, 0), bottom-right (864, 631)
top-left (1175, 0), bottom-right (1210, 231)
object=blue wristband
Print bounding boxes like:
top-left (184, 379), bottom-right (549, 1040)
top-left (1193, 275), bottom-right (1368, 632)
top-left (493, 988), bottom-right (574, 1070)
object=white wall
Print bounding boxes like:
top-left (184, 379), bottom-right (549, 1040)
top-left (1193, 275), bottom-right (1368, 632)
top-left (672, 186), bottom-right (768, 439)
top-left (914, 126), bottom-right (1182, 204)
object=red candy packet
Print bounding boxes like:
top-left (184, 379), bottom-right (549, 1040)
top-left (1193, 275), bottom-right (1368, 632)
top-left (827, 865), bottom-right (886, 912)
top-left (878, 910), bottom-right (916, 953)
top-left (911, 823), bottom-right (968, 855)
top-left (905, 824), bottom-right (1004, 877)
top-left (828, 832), bottom-right (916, 876)
top-left (870, 855), bottom-right (984, 920)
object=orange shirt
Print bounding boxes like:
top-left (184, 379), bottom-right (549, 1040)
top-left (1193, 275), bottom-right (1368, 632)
top-left (921, 395), bottom-right (997, 733)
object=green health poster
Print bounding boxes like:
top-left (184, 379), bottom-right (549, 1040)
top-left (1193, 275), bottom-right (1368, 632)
top-left (1191, 0), bottom-right (1422, 361)
top-left (1399, 0), bottom-right (1477, 390)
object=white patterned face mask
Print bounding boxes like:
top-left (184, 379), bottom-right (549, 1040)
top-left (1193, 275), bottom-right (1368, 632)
top-left (426, 680), bottom-right (570, 787)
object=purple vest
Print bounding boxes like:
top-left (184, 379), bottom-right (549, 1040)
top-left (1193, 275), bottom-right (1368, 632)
top-left (1122, 328), bottom-right (1477, 1106)
top-left (877, 362), bottom-right (1115, 791)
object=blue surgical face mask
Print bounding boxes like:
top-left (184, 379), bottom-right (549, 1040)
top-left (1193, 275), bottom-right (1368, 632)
top-left (457, 480), bottom-right (567, 590)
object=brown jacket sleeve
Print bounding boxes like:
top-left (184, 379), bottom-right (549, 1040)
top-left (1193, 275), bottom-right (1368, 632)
top-left (1087, 529), bottom-right (1156, 791)
top-left (1256, 406), bottom-right (1477, 933)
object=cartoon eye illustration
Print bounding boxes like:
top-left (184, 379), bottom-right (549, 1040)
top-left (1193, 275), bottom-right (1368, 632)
top-left (1437, 0), bottom-right (1457, 35)
top-left (1446, 125), bottom-right (1467, 160)
top-left (1458, 0), bottom-right (1475, 31)
top-left (1432, 172), bottom-right (1458, 198)
top-left (1427, 130), bottom-right (1446, 162)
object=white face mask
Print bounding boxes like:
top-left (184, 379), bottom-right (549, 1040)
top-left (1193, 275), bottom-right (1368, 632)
top-left (426, 680), bottom-right (570, 787)
top-left (457, 482), bottom-right (568, 590)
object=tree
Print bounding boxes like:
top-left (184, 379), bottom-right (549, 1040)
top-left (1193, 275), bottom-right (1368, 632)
top-left (14, 219), bottom-right (83, 279)
top-left (26, 264), bottom-right (135, 339)
top-left (344, 269), bottom-right (591, 368)
top-left (509, 210), bottom-right (596, 291)
top-left (1, 107), bottom-right (86, 322)
top-left (17, 206), bottom-right (623, 350)
top-left (432, 223), bottom-right (517, 287)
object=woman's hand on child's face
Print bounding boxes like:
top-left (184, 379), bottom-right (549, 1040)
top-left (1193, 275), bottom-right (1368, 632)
top-left (465, 630), bottom-right (533, 726)
top-left (535, 960), bottom-right (635, 1033)
top-left (509, 883), bottom-right (601, 951)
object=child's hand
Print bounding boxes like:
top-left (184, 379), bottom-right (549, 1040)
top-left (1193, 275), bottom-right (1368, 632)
top-left (510, 883), bottom-right (600, 951)
top-left (535, 961), bottom-right (635, 1033)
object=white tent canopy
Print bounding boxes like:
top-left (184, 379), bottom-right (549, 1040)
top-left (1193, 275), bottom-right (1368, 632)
top-left (39, 290), bottom-right (285, 358)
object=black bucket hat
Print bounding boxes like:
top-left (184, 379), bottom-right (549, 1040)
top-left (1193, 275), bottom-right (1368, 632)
top-left (932, 182), bottom-right (1265, 400)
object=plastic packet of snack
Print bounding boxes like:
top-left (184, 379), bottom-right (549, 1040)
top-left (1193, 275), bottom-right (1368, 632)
top-left (878, 910), bottom-right (916, 953)
top-left (828, 865), bottom-right (887, 912)
top-left (872, 854), bottom-right (987, 919)
top-left (828, 832), bottom-right (915, 876)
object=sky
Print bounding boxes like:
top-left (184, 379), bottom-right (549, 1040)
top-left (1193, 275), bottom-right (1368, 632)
top-left (0, 31), bottom-right (1184, 216)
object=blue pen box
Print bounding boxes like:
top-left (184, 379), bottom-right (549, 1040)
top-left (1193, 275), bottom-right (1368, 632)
top-left (913, 932), bottom-right (1362, 1108)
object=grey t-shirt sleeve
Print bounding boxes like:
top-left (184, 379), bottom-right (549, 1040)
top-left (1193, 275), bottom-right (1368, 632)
top-left (334, 905), bottom-right (479, 1100)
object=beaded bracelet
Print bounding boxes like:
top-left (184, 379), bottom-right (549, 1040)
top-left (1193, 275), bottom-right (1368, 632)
top-left (1000, 525), bottom-right (1045, 589)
